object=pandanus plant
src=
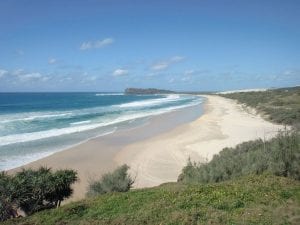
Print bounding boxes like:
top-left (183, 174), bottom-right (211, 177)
top-left (0, 167), bottom-right (78, 221)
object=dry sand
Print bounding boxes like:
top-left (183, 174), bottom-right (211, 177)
top-left (115, 95), bottom-right (284, 188)
top-left (10, 95), bottom-right (284, 202)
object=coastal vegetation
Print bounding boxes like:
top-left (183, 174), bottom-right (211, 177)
top-left (124, 88), bottom-right (175, 95)
top-left (2, 86), bottom-right (300, 224)
top-left (178, 130), bottom-right (300, 184)
top-left (219, 86), bottom-right (300, 126)
top-left (87, 164), bottom-right (134, 196)
top-left (3, 174), bottom-right (299, 225)
top-left (0, 168), bottom-right (77, 221)
top-left (177, 87), bottom-right (300, 210)
top-left (0, 165), bottom-right (135, 222)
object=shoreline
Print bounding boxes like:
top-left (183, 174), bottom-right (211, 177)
top-left (9, 95), bottom-right (284, 202)
top-left (115, 95), bottom-right (284, 188)
top-left (9, 101), bottom-right (204, 202)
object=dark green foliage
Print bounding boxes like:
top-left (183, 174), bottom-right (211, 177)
top-left (178, 130), bottom-right (300, 184)
top-left (0, 167), bottom-right (77, 221)
top-left (0, 172), bottom-right (18, 221)
top-left (87, 164), bottom-right (134, 196)
top-left (220, 86), bottom-right (300, 126)
top-left (125, 88), bottom-right (174, 95)
top-left (3, 175), bottom-right (300, 225)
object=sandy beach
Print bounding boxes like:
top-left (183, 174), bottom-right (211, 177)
top-left (115, 95), bottom-right (284, 188)
top-left (10, 95), bottom-right (284, 202)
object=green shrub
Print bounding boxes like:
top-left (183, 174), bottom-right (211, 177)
top-left (0, 167), bottom-right (77, 221)
top-left (178, 130), bottom-right (300, 184)
top-left (87, 164), bottom-right (134, 196)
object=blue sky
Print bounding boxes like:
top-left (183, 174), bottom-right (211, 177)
top-left (0, 0), bottom-right (299, 92)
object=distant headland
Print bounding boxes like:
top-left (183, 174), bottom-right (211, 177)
top-left (124, 88), bottom-right (215, 95)
top-left (124, 88), bottom-right (175, 95)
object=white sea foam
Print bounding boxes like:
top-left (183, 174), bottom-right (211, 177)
top-left (0, 106), bottom-right (111, 124)
top-left (0, 112), bottom-right (72, 124)
top-left (0, 151), bottom-right (55, 171)
top-left (0, 129), bottom-right (116, 171)
top-left (0, 98), bottom-right (201, 147)
top-left (119, 94), bottom-right (181, 108)
top-left (70, 120), bottom-right (91, 125)
top-left (0, 95), bottom-right (181, 125)
top-left (95, 93), bottom-right (124, 96)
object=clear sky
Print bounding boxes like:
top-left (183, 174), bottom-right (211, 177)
top-left (0, 0), bottom-right (299, 92)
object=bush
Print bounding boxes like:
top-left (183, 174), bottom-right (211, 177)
top-left (178, 130), bottom-right (300, 184)
top-left (87, 164), bottom-right (134, 196)
top-left (220, 86), bottom-right (300, 126)
top-left (0, 167), bottom-right (77, 221)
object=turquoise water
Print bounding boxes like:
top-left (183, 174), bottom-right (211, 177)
top-left (0, 93), bottom-right (202, 170)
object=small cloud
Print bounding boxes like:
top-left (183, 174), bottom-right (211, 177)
top-left (181, 70), bottom-right (195, 82)
top-left (88, 76), bottom-right (97, 81)
top-left (81, 72), bottom-right (98, 82)
top-left (80, 42), bottom-right (92, 50)
top-left (170, 56), bottom-right (185, 63)
top-left (151, 55), bottom-right (185, 71)
top-left (19, 72), bottom-right (43, 81)
top-left (48, 58), bottom-right (58, 65)
top-left (0, 69), bottom-right (8, 78)
top-left (282, 69), bottom-right (299, 77)
top-left (80, 38), bottom-right (114, 50)
top-left (184, 70), bottom-right (195, 76)
top-left (12, 69), bottom-right (25, 76)
top-left (151, 62), bottom-right (169, 71)
top-left (94, 38), bottom-right (114, 48)
top-left (0, 68), bottom-right (52, 83)
top-left (16, 71), bottom-right (49, 82)
top-left (113, 69), bottom-right (129, 76)
top-left (181, 77), bottom-right (190, 81)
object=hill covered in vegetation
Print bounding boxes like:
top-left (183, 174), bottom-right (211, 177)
top-left (124, 88), bottom-right (175, 95)
top-left (4, 174), bottom-right (300, 225)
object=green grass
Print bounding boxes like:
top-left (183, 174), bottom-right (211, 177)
top-left (3, 174), bottom-right (300, 225)
top-left (219, 86), bottom-right (300, 126)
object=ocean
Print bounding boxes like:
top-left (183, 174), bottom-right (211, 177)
top-left (0, 93), bottom-right (203, 171)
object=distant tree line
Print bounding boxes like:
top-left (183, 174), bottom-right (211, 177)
top-left (0, 167), bottom-right (77, 221)
top-left (219, 86), bottom-right (300, 127)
